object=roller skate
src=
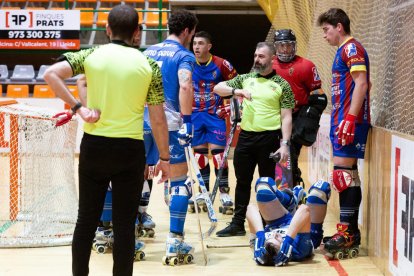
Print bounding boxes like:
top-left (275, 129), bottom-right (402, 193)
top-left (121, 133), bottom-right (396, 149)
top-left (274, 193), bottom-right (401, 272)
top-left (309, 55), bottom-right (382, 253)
top-left (324, 223), bottom-right (360, 260)
top-left (136, 212), bottom-right (155, 238)
top-left (162, 233), bottom-right (194, 266)
top-left (134, 240), bottom-right (146, 261)
top-left (92, 227), bottom-right (114, 254)
top-left (218, 187), bottom-right (234, 215)
top-left (188, 193), bottom-right (207, 213)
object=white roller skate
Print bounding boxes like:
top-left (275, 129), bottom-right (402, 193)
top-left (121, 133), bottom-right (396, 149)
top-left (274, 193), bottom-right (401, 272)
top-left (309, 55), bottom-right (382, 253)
top-left (93, 227), bottom-right (114, 254)
top-left (137, 212), bottom-right (155, 238)
top-left (134, 240), bottom-right (146, 261)
top-left (218, 187), bottom-right (234, 215)
top-left (188, 193), bottom-right (207, 213)
top-left (162, 233), bottom-right (194, 266)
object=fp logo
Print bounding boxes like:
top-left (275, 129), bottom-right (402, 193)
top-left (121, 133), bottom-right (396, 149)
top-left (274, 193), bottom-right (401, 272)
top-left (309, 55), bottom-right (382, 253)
top-left (6, 12), bottom-right (33, 28)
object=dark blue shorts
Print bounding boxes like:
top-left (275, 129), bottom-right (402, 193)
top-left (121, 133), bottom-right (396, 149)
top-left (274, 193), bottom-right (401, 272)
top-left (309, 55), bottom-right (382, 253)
top-left (144, 128), bottom-right (159, 165)
top-left (330, 123), bottom-right (370, 159)
top-left (192, 112), bottom-right (227, 147)
top-left (291, 233), bottom-right (314, 261)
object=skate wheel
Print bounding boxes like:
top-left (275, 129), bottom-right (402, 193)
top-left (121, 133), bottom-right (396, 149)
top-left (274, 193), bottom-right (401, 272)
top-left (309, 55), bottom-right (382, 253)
top-left (92, 242), bottom-right (97, 251)
top-left (96, 245), bottom-right (106, 254)
top-left (162, 256), bottom-right (169, 265)
top-left (219, 206), bottom-right (223, 213)
top-left (349, 249), bottom-right (358, 258)
top-left (135, 251), bottom-right (145, 261)
top-left (335, 251), bottom-right (344, 260)
top-left (202, 206), bottom-right (208, 212)
top-left (169, 257), bottom-right (178, 266)
top-left (140, 229), bottom-right (146, 237)
top-left (184, 254), bottom-right (193, 264)
top-left (148, 230), bottom-right (155, 238)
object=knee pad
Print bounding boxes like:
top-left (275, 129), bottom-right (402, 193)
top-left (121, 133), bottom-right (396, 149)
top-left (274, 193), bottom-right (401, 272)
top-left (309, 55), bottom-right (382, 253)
top-left (255, 177), bottom-right (278, 203)
top-left (331, 166), bottom-right (361, 193)
top-left (170, 177), bottom-right (193, 198)
top-left (211, 148), bottom-right (228, 169)
top-left (194, 148), bottom-right (209, 169)
top-left (307, 180), bottom-right (331, 204)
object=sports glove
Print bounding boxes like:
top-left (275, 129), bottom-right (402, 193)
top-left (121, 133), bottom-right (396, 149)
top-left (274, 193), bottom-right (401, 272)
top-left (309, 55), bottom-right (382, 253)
top-left (53, 111), bottom-right (73, 127)
top-left (335, 114), bottom-right (356, 146)
top-left (177, 115), bottom-right (193, 147)
top-left (253, 231), bottom-right (269, 265)
top-left (273, 235), bottom-right (294, 266)
top-left (216, 104), bottom-right (231, 119)
top-left (293, 185), bottom-right (306, 205)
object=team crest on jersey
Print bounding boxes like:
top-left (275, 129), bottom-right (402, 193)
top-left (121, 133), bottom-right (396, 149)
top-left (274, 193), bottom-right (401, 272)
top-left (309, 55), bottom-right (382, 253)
top-left (345, 43), bottom-right (357, 58)
top-left (212, 71), bottom-right (217, 79)
top-left (289, 67), bottom-right (294, 76)
top-left (223, 60), bottom-right (233, 71)
top-left (312, 67), bottom-right (320, 81)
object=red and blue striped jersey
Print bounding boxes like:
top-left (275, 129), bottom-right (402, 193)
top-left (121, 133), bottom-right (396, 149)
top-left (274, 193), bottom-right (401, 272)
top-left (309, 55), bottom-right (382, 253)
top-left (192, 55), bottom-right (237, 113)
top-left (331, 37), bottom-right (370, 126)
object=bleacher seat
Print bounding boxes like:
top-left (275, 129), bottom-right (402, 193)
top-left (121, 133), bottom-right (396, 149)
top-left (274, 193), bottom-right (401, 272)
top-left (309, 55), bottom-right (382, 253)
top-left (36, 65), bottom-right (50, 82)
top-left (7, 85), bottom-right (29, 98)
top-left (145, 8), bottom-right (168, 27)
top-left (10, 65), bottom-right (35, 82)
top-left (33, 85), bottom-right (55, 98)
top-left (75, 7), bottom-right (95, 27)
top-left (96, 8), bottom-right (110, 27)
top-left (135, 8), bottom-right (144, 24)
top-left (0, 65), bottom-right (9, 81)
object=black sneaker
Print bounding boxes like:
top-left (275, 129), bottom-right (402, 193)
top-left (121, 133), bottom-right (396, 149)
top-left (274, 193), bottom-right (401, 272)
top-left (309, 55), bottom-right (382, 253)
top-left (216, 222), bottom-right (246, 237)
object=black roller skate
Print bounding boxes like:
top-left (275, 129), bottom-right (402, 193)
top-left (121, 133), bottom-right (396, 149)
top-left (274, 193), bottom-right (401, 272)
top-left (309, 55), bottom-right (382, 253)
top-left (324, 223), bottom-right (360, 260)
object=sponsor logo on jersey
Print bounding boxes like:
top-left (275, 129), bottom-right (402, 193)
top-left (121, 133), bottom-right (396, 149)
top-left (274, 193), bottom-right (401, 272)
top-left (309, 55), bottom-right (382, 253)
top-left (345, 43), bottom-right (357, 58)
top-left (332, 103), bottom-right (341, 110)
top-left (312, 67), bottom-right (320, 81)
top-left (289, 67), bottom-right (294, 76)
top-left (212, 70), bottom-right (217, 79)
top-left (223, 60), bottom-right (233, 71)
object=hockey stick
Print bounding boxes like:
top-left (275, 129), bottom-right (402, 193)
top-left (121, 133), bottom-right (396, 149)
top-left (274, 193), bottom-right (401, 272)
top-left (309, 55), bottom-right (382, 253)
top-left (184, 148), bottom-right (208, 265)
top-left (210, 97), bottom-right (241, 204)
top-left (206, 244), bottom-right (250, 249)
top-left (185, 146), bottom-right (218, 238)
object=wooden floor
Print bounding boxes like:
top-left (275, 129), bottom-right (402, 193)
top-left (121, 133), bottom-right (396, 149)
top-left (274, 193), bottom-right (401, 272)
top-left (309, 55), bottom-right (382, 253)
top-left (0, 153), bottom-right (384, 276)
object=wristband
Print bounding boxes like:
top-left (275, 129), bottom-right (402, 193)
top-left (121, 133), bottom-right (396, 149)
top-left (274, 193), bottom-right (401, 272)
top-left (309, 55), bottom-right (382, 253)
top-left (159, 156), bottom-right (170, 162)
top-left (183, 115), bottom-right (192, 123)
top-left (232, 88), bottom-right (236, 96)
top-left (71, 102), bottom-right (82, 114)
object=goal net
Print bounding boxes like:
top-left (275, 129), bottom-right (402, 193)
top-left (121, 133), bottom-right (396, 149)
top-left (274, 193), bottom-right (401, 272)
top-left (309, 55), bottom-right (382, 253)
top-left (261, 0), bottom-right (414, 136)
top-left (0, 100), bottom-right (78, 247)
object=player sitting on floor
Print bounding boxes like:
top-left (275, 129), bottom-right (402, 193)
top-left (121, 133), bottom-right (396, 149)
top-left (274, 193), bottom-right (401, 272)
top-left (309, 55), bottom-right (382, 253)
top-left (247, 177), bottom-right (331, 266)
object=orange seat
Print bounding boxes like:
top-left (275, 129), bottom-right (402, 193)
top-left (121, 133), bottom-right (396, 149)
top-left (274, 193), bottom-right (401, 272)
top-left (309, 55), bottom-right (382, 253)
top-left (7, 85), bottom-right (29, 98)
top-left (0, 7), bottom-right (21, 10)
top-left (96, 8), bottom-right (111, 27)
top-left (75, 7), bottom-right (94, 27)
top-left (63, 86), bottom-right (79, 110)
top-left (135, 8), bottom-right (144, 25)
top-left (33, 85), bottom-right (55, 98)
top-left (145, 8), bottom-right (168, 27)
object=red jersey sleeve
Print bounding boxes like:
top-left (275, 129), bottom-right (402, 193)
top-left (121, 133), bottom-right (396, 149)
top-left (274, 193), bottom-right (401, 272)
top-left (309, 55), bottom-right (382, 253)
top-left (215, 56), bottom-right (237, 80)
top-left (302, 59), bottom-right (322, 92)
top-left (341, 40), bottom-right (368, 73)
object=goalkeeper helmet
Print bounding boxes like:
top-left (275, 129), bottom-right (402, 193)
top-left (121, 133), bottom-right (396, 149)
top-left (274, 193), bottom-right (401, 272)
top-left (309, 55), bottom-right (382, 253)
top-left (274, 29), bottom-right (297, 62)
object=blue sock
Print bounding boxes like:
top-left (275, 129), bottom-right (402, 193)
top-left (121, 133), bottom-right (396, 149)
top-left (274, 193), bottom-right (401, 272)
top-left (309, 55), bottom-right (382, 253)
top-left (169, 179), bottom-right (189, 235)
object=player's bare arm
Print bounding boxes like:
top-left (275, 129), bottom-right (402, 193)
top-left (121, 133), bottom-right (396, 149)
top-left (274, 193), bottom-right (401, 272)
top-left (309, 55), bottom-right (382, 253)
top-left (213, 82), bottom-right (252, 100)
top-left (44, 61), bottom-right (78, 107)
top-left (349, 71), bottom-right (369, 116)
top-left (178, 68), bottom-right (193, 115)
top-left (148, 104), bottom-right (170, 183)
top-left (276, 108), bottom-right (292, 162)
top-left (77, 74), bottom-right (87, 106)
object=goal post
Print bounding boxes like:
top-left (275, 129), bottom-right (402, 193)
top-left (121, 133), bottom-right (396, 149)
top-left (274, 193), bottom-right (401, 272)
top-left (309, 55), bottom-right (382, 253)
top-left (0, 100), bottom-right (79, 247)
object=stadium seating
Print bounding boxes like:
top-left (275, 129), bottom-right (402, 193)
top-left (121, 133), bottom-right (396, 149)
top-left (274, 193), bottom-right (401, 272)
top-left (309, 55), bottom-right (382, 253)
top-left (33, 85), bottom-right (55, 98)
top-left (145, 8), bottom-right (168, 27)
top-left (75, 7), bottom-right (95, 27)
top-left (0, 65), bottom-right (9, 81)
top-left (96, 8), bottom-right (110, 27)
top-left (7, 85), bottom-right (29, 98)
top-left (36, 65), bottom-right (50, 82)
top-left (10, 65), bottom-right (35, 82)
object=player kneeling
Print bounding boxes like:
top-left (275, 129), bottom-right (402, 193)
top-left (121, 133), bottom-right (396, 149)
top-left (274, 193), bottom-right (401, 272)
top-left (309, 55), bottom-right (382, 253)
top-left (247, 177), bottom-right (331, 266)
